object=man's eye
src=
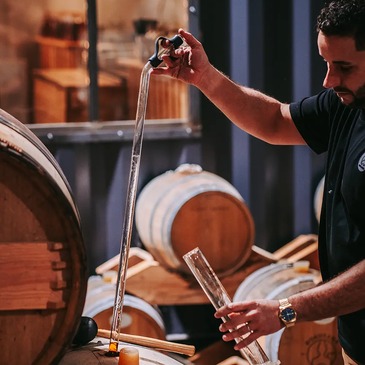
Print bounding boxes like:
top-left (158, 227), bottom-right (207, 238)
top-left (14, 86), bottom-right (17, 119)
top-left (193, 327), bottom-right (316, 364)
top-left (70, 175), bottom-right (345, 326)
top-left (339, 65), bottom-right (353, 72)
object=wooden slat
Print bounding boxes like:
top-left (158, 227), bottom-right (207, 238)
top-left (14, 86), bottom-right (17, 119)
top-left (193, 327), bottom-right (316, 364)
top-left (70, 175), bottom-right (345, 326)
top-left (273, 234), bottom-right (318, 260)
top-left (0, 241), bottom-right (68, 310)
top-left (125, 246), bottom-right (276, 305)
top-left (273, 234), bottom-right (320, 270)
top-left (98, 329), bottom-right (195, 356)
top-left (96, 247), bottom-right (154, 275)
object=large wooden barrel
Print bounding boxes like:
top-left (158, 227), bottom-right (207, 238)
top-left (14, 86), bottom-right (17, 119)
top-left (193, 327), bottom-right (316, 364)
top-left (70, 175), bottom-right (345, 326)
top-left (233, 263), bottom-right (342, 364)
top-left (135, 164), bottom-right (255, 277)
top-left (83, 276), bottom-right (166, 340)
top-left (0, 109), bottom-right (87, 365)
top-left (59, 337), bottom-right (183, 365)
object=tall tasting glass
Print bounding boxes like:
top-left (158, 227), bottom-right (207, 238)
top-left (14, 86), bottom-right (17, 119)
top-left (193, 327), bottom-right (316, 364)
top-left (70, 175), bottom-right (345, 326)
top-left (183, 247), bottom-right (280, 365)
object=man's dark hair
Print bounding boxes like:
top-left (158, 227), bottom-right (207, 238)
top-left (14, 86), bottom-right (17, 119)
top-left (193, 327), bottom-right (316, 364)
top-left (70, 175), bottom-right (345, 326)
top-left (317, 0), bottom-right (365, 50)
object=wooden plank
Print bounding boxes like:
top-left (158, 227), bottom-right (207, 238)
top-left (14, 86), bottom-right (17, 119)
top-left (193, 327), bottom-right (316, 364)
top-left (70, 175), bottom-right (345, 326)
top-left (0, 241), bottom-right (68, 310)
top-left (273, 234), bottom-right (320, 270)
top-left (273, 234), bottom-right (318, 260)
top-left (125, 247), bottom-right (276, 305)
top-left (96, 247), bottom-right (154, 275)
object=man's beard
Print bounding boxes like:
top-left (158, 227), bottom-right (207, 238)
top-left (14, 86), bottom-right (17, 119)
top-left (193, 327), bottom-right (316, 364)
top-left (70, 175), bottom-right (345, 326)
top-left (351, 84), bottom-right (365, 109)
top-left (335, 83), bottom-right (365, 109)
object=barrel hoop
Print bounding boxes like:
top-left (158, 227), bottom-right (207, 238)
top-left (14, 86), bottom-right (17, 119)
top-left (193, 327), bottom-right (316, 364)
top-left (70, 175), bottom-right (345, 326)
top-left (265, 276), bottom-right (317, 300)
top-left (233, 263), bottom-right (293, 301)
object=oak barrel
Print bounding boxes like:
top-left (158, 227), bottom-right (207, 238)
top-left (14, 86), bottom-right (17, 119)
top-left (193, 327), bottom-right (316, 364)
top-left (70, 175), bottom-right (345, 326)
top-left (233, 263), bottom-right (342, 364)
top-left (83, 276), bottom-right (166, 340)
top-left (135, 164), bottom-right (255, 277)
top-left (0, 109), bottom-right (87, 365)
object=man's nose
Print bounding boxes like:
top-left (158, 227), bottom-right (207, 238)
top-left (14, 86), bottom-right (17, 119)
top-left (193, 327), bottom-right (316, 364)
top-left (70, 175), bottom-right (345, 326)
top-left (323, 68), bottom-right (340, 89)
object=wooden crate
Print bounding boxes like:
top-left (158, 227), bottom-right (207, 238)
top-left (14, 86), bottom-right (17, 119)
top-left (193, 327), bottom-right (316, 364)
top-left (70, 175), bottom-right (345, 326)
top-left (96, 235), bottom-right (320, 306)
top-left (36, 36), bottom-right (87, 69)
top-left (121, 246), bottom-right (276, 306)
top-left (33, 68), bottom-right (127, 123)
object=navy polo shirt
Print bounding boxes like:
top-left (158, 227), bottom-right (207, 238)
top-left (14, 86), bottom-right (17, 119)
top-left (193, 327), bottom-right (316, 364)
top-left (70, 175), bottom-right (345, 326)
top-left (290, 88), bottom-right (365, 363)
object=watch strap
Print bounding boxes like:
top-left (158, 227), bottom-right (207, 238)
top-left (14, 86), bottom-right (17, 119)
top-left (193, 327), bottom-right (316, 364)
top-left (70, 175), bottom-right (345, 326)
top-left (279, 298), bottom-right (291, 308)
top-left (278, 298), bottom-right (297, 328)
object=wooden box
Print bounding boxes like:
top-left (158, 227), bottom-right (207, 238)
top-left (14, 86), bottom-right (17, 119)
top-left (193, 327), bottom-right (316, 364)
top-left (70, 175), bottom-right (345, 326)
top-left (36, 36), bottom-right (86, 69)
top-left (33, 68), bottom-right (127, 123)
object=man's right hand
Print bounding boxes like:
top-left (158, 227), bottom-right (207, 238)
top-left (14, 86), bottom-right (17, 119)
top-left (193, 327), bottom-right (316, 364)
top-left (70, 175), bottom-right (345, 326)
top-left (151, 28), bottom-right (212, 89)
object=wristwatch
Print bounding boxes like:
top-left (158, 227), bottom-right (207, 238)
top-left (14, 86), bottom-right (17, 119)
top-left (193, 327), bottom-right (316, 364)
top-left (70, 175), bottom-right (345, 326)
top-left (278, 298), bottom-right (297, 327)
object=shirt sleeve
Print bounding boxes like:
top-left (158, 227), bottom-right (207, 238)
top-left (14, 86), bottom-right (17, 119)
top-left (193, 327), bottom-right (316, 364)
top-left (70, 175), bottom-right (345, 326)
top-left (290, 89), bottom-right (335, 154)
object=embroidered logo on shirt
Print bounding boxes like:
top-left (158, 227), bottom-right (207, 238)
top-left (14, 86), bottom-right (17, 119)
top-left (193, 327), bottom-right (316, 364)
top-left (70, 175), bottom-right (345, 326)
top-left (358, 152), bottom-right (365, 172)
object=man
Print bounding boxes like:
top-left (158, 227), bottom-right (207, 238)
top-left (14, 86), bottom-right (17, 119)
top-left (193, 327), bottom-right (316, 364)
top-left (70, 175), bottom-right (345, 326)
top-left (152, 1), bottom-right (365, 364)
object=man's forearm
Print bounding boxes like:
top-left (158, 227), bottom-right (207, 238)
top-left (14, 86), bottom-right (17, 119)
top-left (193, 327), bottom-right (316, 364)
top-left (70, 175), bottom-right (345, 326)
top-left (290, 260), bottom-right (365, 322)
top-left (197, 64), bottom-right (305, 145)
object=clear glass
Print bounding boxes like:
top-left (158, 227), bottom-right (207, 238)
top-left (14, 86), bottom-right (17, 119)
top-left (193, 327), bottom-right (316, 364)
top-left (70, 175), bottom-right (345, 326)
top-left (183, 247), bottom-right (280, 365)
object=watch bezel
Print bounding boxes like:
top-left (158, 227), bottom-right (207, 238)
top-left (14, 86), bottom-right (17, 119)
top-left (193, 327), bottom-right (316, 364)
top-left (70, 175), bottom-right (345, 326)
top-left (280, 307), bottom-right (296, 323)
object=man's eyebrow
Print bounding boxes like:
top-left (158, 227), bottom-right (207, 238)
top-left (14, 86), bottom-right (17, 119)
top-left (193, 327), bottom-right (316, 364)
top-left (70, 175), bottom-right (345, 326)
top-left (320, 56), bottom-right (353, 65)
top-left (321, 57), bottom-right (353, 65)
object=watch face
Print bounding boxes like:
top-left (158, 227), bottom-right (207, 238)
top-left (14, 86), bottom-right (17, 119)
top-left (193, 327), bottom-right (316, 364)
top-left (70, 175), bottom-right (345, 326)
top-left (281, 307), bottom-right (296, 322)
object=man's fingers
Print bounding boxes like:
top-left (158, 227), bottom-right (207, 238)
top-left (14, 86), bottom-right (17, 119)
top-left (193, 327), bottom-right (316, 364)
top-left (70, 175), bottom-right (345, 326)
top-left (179, 28), bottom-right (201, 48)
